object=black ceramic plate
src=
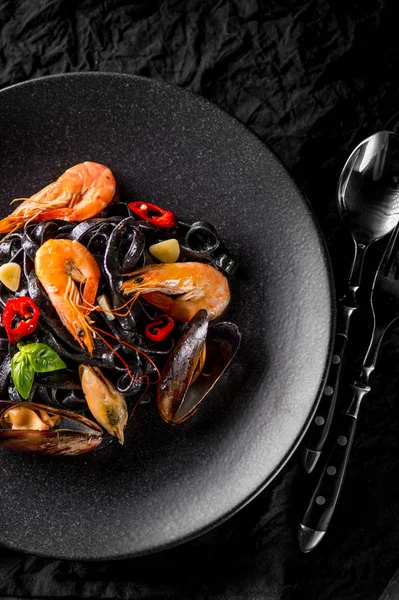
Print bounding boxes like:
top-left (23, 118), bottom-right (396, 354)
top-left (0, 73), bottom-right (333, 560)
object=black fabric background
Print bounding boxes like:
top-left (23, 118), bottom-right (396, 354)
top-left (1, 1), bottom-right (399, 598)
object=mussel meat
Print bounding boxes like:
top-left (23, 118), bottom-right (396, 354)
top-left (79, 365), bottom-right (128, 444)
top-left (0, 401), bottom-right (103, 455)
top-left (156, 309), bottom-right (241, 423)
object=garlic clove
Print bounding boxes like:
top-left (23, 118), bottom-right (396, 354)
top-left (149, 239), bottom-right (180, 263)
top-left (0, 262), bottom-right (21, 291)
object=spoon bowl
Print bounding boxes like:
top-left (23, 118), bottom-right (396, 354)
top-left (338, 130), bottom-right (399, 246)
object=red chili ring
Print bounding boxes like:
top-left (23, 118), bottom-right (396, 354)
top-left (128, 202), bottom-right (177, 228)
top-left (2, 296), bottom-right (40, 344)
top-left (145, 314), bottom-right (175, 342)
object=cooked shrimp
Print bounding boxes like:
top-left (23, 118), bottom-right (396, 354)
top-left (0, 162), bottom-right (116, 234)
top-left (121, 262), bottom-right (230, 321)
top-left (34, 239), bottom-right (101, 354)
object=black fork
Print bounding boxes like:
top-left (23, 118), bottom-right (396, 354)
top-left (298, 222), bottom-right (399, 552)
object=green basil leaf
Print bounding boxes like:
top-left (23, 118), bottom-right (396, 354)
top-left (23, 343), bottom-right (66, 373)
top-left (11, 351), bottom-right (35, 400)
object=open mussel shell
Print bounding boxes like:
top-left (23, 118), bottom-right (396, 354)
top-left (156, 309), bottom-right (209, 423)
top-left (156, 310), bottom-right (241, 424)
top-left (0, 401), bottom-right (103, 456)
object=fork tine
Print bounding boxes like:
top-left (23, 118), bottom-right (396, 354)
top-left (379, 221), bottom-right (399, 278)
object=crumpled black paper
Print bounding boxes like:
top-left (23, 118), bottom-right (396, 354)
top-left (1, 1), bottom-right (399, 599)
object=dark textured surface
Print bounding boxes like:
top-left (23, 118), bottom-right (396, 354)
top-left (0, 1), bottom-right (399, 599)
top-left (0, 72), bottom-right (333, 559)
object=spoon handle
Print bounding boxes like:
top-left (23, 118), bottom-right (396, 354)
top-left (300, 300), bottom-right (355, 474)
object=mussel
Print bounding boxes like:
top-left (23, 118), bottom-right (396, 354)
top-left (156, 309), bottom-right (241, 423)
top-left (0, 401), bottom-right (103, 455)
top-left (79, 365), bottom-right (128, 444)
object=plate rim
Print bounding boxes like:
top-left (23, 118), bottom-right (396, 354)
top-left (0, 72), bottom-right (336, 560)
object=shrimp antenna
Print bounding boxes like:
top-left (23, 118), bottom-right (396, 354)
top-left (88, 324), bottom-right (153, 415)
top-left (76, 280), bottom-right (161, 413)
top-left (127, 384), bottom-right (150, 422)
top-left (79, 283), bottom-right (141, 318)
top-left (90, 326), bottom-right (144, 384)
top-left (66, 276), bottom-right (160, 385)
top-left (64, 278), bottom-right (154, 414)
top-left (91, 324), bottom-right (161, 385)
top-left (9, 197), bottom-right (28, 205)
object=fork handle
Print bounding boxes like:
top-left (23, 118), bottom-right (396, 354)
top-left (300, 332), bottom-right (347, 473)
top-left (298, 383), bottom-right (369, 553)
top-left (300, 301), bottom-right (354, 474)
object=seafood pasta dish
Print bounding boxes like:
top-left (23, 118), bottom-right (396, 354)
top-left (0, 162), bottom-right (240, 456)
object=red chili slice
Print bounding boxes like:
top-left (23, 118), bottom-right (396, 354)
top-left (145, 315), bottom-right (175, 342)
top-left (128, 202), bottom-right (177, 228)
top-left (2, 296), bottom-right (40, 344)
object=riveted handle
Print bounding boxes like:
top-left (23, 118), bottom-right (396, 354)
top-left (302, 413), bottom-right (357, 527)
top-left (301, 332), bottom-right (347, 473)
top-left (300, 297), bottom-right (355, 474)
top-left (299, 383), bottom-right (368, 552)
